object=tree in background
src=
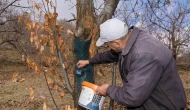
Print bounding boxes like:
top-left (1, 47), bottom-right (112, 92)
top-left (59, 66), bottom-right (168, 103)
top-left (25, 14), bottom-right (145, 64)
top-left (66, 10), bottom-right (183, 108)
top-left (12, 0), bottom-right (120, 109)
top-left (113, 0), bottom-right (190, 60)
top-left (0, 0), bottom-right (32, 56)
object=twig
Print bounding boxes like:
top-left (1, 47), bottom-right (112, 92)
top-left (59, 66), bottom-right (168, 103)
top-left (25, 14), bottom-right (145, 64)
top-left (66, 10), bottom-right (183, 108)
top-left (66, 19), bottom-right (76, 22)
top-left (42, 0), bottom-right (48, 14)
top-left (43, 71), bottom-right (59, 110)
top-left (55, 82), bottom-right (66, 89)
top-left (0, 0), bottom-right (18, 15)
top-left (11, 5), bottom-right (31, 8)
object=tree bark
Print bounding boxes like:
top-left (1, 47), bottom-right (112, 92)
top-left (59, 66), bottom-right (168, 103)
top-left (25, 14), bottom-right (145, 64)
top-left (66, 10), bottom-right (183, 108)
top-left (74, 0), bottom-right (95, 109)
top-left (74, 0), bottom-right (120, 109)
top-left (171, 33), bottom-right (177, 60)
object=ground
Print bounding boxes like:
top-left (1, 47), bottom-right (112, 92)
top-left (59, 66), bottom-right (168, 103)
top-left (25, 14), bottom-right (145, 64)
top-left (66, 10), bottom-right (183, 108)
top-left (0, 45), bottom-right (190, 110)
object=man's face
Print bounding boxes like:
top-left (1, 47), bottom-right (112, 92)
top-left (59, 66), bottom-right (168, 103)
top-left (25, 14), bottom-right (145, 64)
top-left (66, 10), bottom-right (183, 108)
top-left (105, 41), bottom-right (121, 52)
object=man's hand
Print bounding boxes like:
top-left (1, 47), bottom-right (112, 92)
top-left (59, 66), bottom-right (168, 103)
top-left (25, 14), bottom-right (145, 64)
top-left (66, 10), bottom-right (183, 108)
top-left (76, 60), bottom-right (89, 68)
top-left (95, 84), bottom-right (109, 96)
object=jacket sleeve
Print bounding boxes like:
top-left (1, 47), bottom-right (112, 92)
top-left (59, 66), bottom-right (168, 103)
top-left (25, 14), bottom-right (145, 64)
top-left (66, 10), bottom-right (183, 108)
top-left (106, 53), bottom-right (164, 107)
top-left (89, 49), bottom-right (120, 64)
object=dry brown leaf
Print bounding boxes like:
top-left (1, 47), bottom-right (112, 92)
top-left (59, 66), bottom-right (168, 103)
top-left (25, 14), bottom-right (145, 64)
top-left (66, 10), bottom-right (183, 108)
top-left (37, 66), bottom-right (42, 74)
top-left (30, 36), bottom-right (34, 43)
top-left (22, 55), bottom-right (25, 61)
top-left (44, 14), bottom-right (48, 21)
top-left (60, 106), bottom-right (65, 110)
top-left (33, 35), bottom-right (38, 41)
top-left (26, 58), bottom-right (31, 68)
top-left (12, 72), bottom-right (18, 83)
top-left (57, 76), bottom-right (63, 83)
top-left (31, 62), bottom-right (36, 70)
top-left (36, 22), bottom-right (40, 29)
top-left (54, 13), bottom-right (58, 20)
top-left (67, 66), bottom-right (73, 74)
top-left (166, 0), bottom-right (170, 4)
top-left (60, 46), bottom-right (66, 53)
top-left (34, 65), bottom-right (38, 73)
top-left (45, 0), bottom-right (49, 3)
top-left (55, 85), bottom-right (59, 92)
top-left (24, 19), bottom-right (31, 27)
top-left (60, 90), bottom-right (65, 97)
top-left (52, 56), bottom-right (59, 65)
top-left (100, 68), bottom-right (106, 76)
top-left (19, 76), bottom-right (25, 83)
top-left (40, 96), bottom-right (46, 100)
top-left (56, 34), bottom-right (63, 48)
top-left (48, 83), bottom-right (55, 89)
top-left (30, 31), bottom-right (35, 36)
top-left (50, 67), bottom-right (56, 75)
top-left (97, 71), bottom-right (103, 77)
top-left (56, 25), bottom-right (61, 33)
top-left (69, 74), bottom-right (74, 81)
top-left (49, 45), bottom-right (54, 53)
top-left (24, 12), bottom-right (30, 19)
top-left (58, 95), bottom-right (63, 102)
top-left (49, 18), bottom-right (55, 26)
top-left (35, 41), bottom-right (40, 49)
top-left (43, 102), bottom-right (52, 110)
top-left (18, 15), bottom-right (24, 22)
top-left (32, 22), bottom-right (36, 28)
top-left (34, 4), bottom-right (40, 11)
top-left (26, 24), bottom-right (31, 30)
top-left (65, 105), bottom-right (71, 110)
top-left (44, 56), bottom-right (51, 66)
top-left (30, 31), bottom-right (35, 43)
top-left (49, 38), bottom-right (55, 53)
top-left (40, 45), bottom-right (45, 54)
top-left (29, 86), bottom-right (34, 101)
top-left (47, 78), bottom-right (55, 88)
top-left (33, 64), bottom-right (41, 74)
top-left (40, 34), bottom-right (48, 45)
top-left (67, 29), bottom-right (74, 36)
top-left (40, 11), bottom-right (43, 17)
top-left (47, 77), bottom-right (53, 85)
top-left (61, 27), bottom-right (64, 30)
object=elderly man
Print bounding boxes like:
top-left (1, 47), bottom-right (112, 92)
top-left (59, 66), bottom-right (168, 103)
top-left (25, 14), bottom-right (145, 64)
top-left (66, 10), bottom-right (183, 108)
top-left (77, 18), bottom-right (186, 110)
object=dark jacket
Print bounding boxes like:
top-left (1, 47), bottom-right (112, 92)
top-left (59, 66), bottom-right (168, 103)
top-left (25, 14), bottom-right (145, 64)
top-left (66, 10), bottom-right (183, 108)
top-left (89, 26), bottom-right (187, 110)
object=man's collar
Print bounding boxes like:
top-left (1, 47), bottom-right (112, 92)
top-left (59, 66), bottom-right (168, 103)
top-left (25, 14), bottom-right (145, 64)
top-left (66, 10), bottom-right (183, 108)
top-left (121, 26), bottom-right (140, 55)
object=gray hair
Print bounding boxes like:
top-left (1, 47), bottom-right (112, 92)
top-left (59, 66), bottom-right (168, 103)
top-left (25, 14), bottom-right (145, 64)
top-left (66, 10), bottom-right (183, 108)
top-left (118, 33), bottom-right (128, 40)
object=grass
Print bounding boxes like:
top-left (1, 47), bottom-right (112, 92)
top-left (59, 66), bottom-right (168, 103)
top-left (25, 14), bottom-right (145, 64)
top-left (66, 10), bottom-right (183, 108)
top-left (0, 44), bottom-right (190, 110)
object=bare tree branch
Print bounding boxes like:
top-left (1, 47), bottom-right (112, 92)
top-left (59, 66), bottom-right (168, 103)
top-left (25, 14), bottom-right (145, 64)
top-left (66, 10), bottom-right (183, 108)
top-left (66, 19), bottom-right (76, 22)
top-left (97, 0), bottom-right (119, 25)
top-left (11, 5), bottom-right (31, 8)
top-left (0, 0), bottom-right (18, 16)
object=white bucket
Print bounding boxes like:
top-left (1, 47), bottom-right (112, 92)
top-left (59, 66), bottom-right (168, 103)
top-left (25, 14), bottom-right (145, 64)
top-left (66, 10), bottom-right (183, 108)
top-left (78, 81), bottom-right (105, 110)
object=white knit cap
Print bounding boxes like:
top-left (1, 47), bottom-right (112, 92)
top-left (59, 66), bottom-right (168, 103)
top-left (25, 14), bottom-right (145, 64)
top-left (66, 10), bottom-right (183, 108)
top-left (96, 18), bottom-right (128, 47)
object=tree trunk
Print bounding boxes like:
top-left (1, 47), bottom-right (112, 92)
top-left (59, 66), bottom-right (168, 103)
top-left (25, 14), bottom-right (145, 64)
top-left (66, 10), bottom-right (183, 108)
top-left (171, 33), bottom-right (177, 60)
top-left (74, 0), bottom-right (95, 109)
top-left (172, 46), bottom-right (177, 60)
top-left (74, 0), bottom-right (120, 109)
